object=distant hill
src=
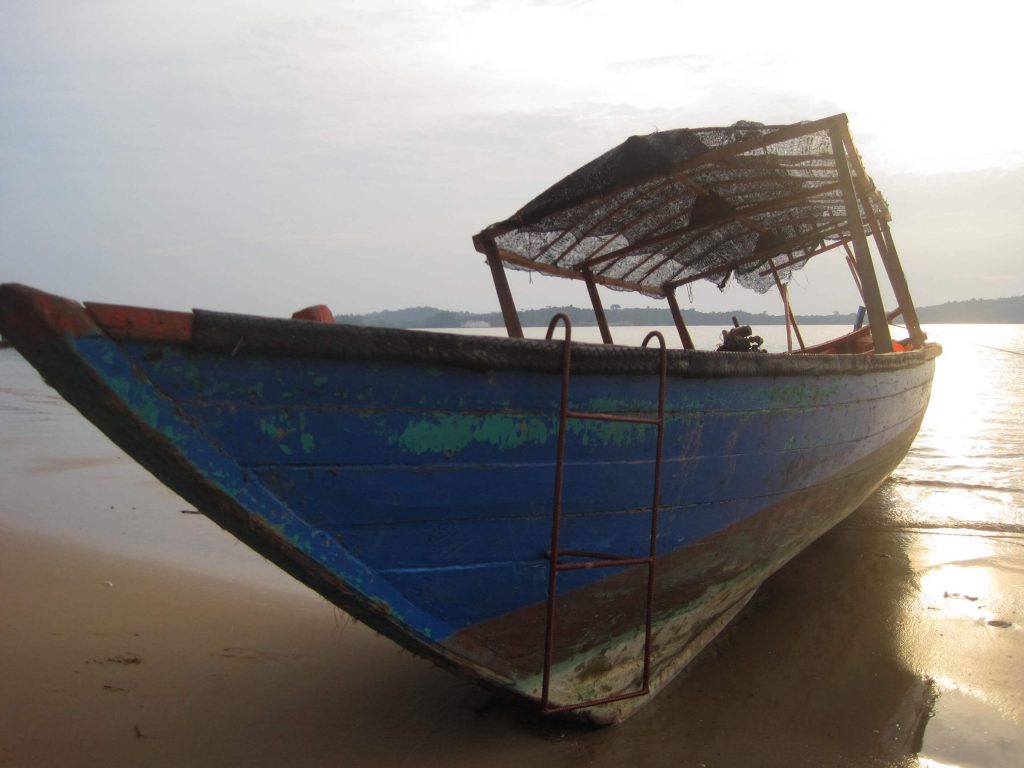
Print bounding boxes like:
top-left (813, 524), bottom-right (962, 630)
top-left (337, 306), bottom-right (446, 328)
top-left (915, 295), bottom-right (1024, 324)
top-left (334, 306), bottom-right (834, 329)
top-left (336, 295), bottom-right (1024, 329)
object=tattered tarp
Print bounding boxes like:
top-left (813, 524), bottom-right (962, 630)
top-left (474, 113), bottom-right (888, 297)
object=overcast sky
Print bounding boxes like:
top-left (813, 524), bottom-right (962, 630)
top-left (2, 0), bottom-right (1021, 318)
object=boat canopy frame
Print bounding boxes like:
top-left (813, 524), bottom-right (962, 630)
top-left (473, 113), bottom-right (923, 354)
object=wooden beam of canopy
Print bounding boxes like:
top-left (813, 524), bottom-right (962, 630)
top-left (658, 114), bottom-right (851, 188)
top-left (584, 270), bottom-right (614, 344)
top-left (565, 158), bottom-right (835, 274)
top-left (846, 253), bottom-right (865, 303)
top-left (878, 220), bottom-right (925, 343)
top-left (581, 182), bottom-right (844, 270)
top-left (494, 247), bottom-right (667, 297)
top-left (599, 203), bottom-right (845, 285)
top-left (476, 115), bottom-right (852, 244)
top-left (756, 236), bottom-right (852, 276)
top-left (620, 221), bottom-right (760, 286)
top-left (769, 262), bottom-right (805, 352)
top-left (479, 237), bottom-right (524, 338)
top-left (829, 125), bottom-right (891, 353)
top-left (840, 129), bottom-right (925, 345)
top-left (497, 216), bottom-right (850, 302)
top-left (666, 290), bottom-right (695, 350)
top-left (662, 221), bottom-right (850, 291)
top-left (547, 178), bottom-right (678, 267)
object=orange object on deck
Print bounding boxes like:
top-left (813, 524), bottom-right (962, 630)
top-left (291, 305), bottom-right (334, 323)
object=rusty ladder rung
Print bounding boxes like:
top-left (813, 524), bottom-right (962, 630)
top-left (566, 410), bottom-right (660, 425)
top-left (540, 313), bottom-right (668, 714)
top-left (550, 549), bottom-right (652, 572)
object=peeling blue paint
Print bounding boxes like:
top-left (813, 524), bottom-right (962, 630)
top-left (81, 336), bottom-right (936, 639)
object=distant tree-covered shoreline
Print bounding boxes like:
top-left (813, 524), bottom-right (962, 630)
top-left (334, 295), bottom-right (1024, 329)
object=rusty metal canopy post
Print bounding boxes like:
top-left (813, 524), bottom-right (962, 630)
top-left (845, 251), bottom-right (866, 303)
top-left (839, 129), bottom-right (924, 345)
top-left (479, 236), bottom-right (523, 338)
top-left (665, 289), bottom-right (695, 350)
top-left (584, 269), bottom-right (614, 344)
top-left (770, 265), bottom-right (805, 352)
top-left (829, 124), bottom-right (892, 354)
top-left (877, 221), bottom-right (925, 344)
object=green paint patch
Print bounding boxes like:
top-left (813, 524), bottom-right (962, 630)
top-left (585, 397), bottom-right (649, 413)
top-left (105, 374), bottom-right (163, 430)
top-left (260, 416), bottom-right (301, 454)
top-left (259, 419), bottom-right (282, 438)
top-left (567, 419), bottom-right (649, 449)
top-left (396, 414), bottom-right (550, 455)
top-left (395, 410), bottom-right (653, 456)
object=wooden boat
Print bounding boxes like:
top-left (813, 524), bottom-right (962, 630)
top-left (0, 114), bottom-right (939, 724)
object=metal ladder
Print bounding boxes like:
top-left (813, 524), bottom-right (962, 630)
top-left (540, 313), bottom-right (668, 713)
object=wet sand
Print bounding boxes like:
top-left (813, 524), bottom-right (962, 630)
top-left (3, 488), bottom-right (1021, 768)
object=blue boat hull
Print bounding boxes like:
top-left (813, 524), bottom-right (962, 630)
top-left (0, 284), bottom-right (938, 722)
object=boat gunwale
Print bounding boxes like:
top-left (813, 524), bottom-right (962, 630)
top-left (0, 283), bottom-right (940, 379)
top-left (190, 308), bottom-right (941, 377)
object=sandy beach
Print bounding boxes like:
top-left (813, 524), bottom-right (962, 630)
top-left (1, 525), bottom-right (512, 768)
top-left (3, 491), bottom-right (1021, 767)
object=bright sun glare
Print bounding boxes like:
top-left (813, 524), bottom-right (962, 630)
top-left (421, 0), bottom-right (1023, 174)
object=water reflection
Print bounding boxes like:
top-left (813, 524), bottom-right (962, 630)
top-left (900, 326), bottom-right (1024, 524)
top-left (890, 326), bottom-right (1024, 767)
top-left (915, 533), bottom-right (994, 616)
